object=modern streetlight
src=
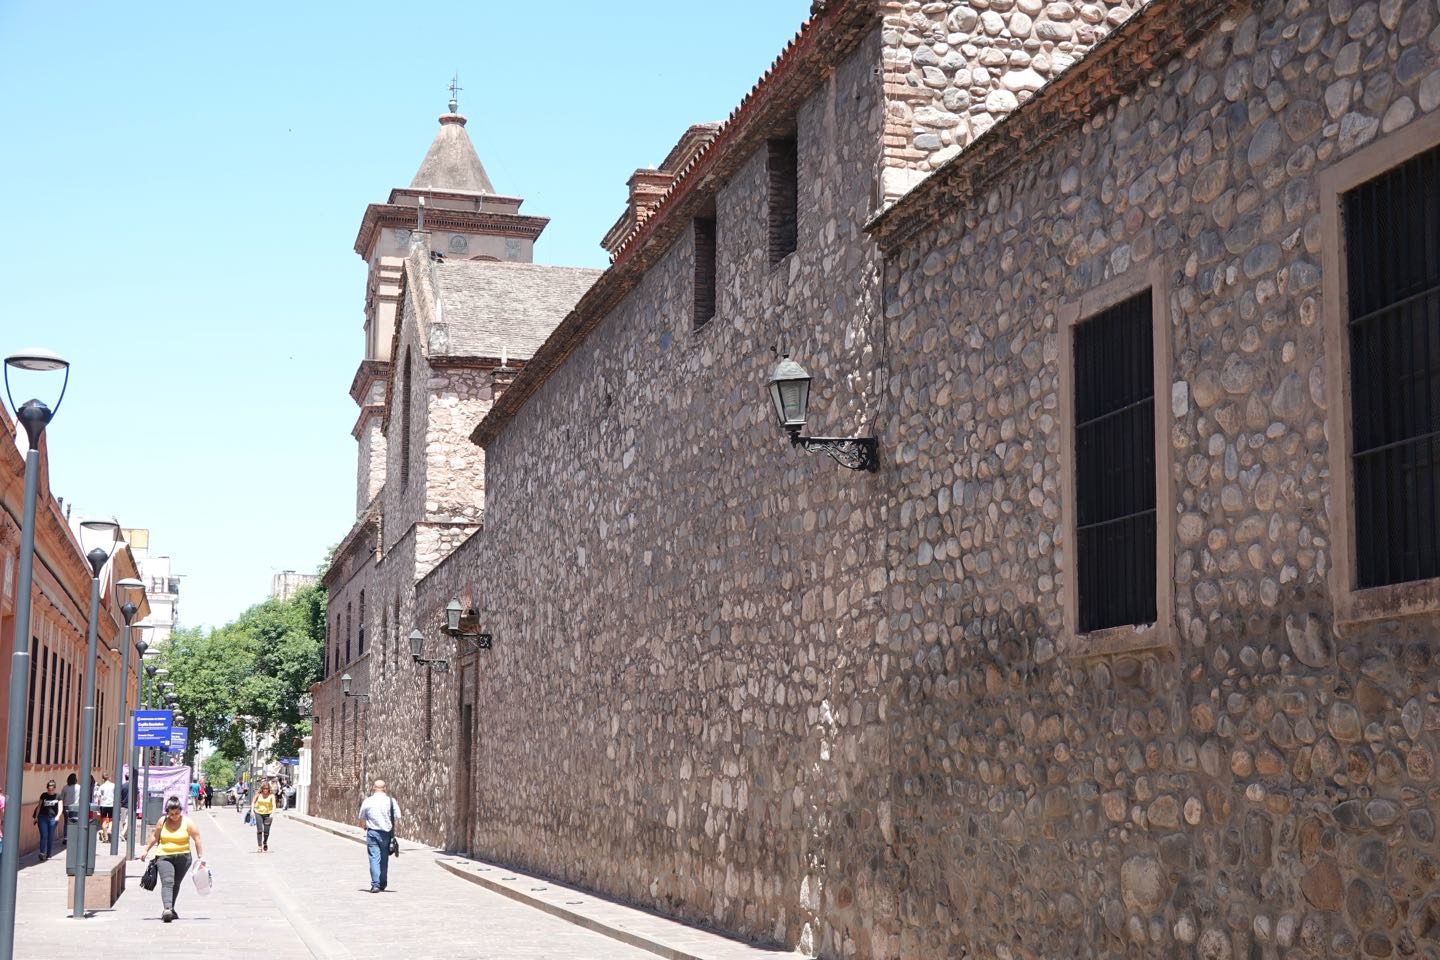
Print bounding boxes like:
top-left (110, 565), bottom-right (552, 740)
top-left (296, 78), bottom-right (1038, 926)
top-left (0, 348), bottom-right (69, 960)
top-left (127, 638), bottom-right (150, 860)
top-left (72, 518), bottom-right (120, 918)
top-left (109, 580), bottom-right (144, 856)
top-left (766, 354), bottom-right (878, 471)
top-left (139, 664), bottom-right (164, 845)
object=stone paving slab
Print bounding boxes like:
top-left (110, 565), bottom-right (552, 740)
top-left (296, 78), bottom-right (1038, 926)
top-left (14, 805), bottom-right (692, 959)
top-left (290, 813), bottom-right (801, 960)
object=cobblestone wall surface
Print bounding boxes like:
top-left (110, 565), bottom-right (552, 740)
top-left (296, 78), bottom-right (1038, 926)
top-left (880, 0), bottom-right (1138, 198)
top-left (876, 1), bottom-right (1440, 956)
top-left (450, 32), bottom-right (891, 955)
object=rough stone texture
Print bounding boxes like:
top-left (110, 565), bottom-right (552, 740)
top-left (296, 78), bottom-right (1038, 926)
top-left (872, 0), bottom-right (1440, 956)
top-left (880, 0), bottom-right (1139, 198)
top-left (425, 30), bottom-right (890, 956)
top-left (312, 0), bottom-right (1440, 957)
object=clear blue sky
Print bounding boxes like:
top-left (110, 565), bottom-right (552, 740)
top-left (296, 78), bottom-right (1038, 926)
top-left (0, 0), bottom-right (812, 629)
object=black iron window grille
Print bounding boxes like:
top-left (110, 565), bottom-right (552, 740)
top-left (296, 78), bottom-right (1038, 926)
top-left (767, 137), bottom-right (798, 264)
top-left (1075, 290), bottom-right (1158, 632)
top-left (694, 217), bottom-right (717, 328)
top-left (1346, 144), bottom-right (1440, 589)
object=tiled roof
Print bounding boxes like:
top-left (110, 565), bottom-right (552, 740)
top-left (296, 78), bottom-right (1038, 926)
top-left (472, 0), bottom-right (877, 448)
top-left (430, 260), bottom-right (603, 361)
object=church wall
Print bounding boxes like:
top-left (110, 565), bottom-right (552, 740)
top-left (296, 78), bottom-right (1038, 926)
top-left (446, 29), bottom-right (892, 954)
top-left (870, 2), bottom-right (1440, 956)
top-left (878, 0), bottom-right (1139, 198)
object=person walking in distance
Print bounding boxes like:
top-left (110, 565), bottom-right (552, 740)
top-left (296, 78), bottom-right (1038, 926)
top-left (357, 780), bottom-right (400, 893)
top-left (140, 796), bottom-right (206, 922)
top-left (94, 774), bottom-right (115, 843)
top-left (33, 779), bottom-right (61, 860)
top-left (60, 773), bottom-right (81, 845)
top-left (250, 780), bottom-right (276, 852)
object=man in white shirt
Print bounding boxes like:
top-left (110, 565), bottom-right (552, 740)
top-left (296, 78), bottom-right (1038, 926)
top-left (357, 780), bottom-right (401, 893)
top-left (93, 775), bottom-right (115, 842)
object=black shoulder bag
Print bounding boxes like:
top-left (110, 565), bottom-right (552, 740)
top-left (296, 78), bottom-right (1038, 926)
top-left (388, 799), bottom-right (400, 857)
top-left (140, 859), bottom-right (159, 890)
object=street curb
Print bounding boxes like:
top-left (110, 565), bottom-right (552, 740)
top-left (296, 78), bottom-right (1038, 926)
top-left (433, 858), bottom-right (708, 960)
top-left (288, 813), bottom-right (794, 960)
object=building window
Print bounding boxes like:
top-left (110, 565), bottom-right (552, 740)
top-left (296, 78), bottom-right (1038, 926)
top-left (400, 348), bottom-right (413, 491)
top-left (1345, 145), bottom-right (1440, 589)
top-left (358, 590), bottom-right (366, 656)
top-left (25, 637), bottom-right (38, 763)
top-left (1074, 290), bottom-right (1158, 632)
top-left (345, 602), bottom-right (352, 664)
top-left (767, 137), bottom-right (798, 264)
top-left (694, 217), bottom-right (717, 328)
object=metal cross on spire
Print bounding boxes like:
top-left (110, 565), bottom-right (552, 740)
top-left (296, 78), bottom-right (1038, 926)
top-left (448, 72), bottom-right (463, 113)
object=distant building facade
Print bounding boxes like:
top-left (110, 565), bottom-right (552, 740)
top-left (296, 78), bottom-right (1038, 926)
top-left (311, 1), bottom-right (1440, 957)
top-left (121, 527), bottom-right (180, 642)
top-left (270, 570), bottom-right (318, 601)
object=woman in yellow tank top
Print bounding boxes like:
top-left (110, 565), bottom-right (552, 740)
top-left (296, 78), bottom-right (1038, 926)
top-left (251, 781), bottom-right (277, 852)
top-left (141, 795), bottom-right (206, 923)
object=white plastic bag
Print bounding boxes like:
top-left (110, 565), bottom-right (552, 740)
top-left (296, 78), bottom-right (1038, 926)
top-left (192, 864), bottom-right (213, 896)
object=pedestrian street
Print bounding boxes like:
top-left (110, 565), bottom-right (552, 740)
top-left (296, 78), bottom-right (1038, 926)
top-left (12, 806), bottom-right (778, 960)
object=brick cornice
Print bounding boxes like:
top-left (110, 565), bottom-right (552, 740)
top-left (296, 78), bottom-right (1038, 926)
top-left (471, 0), bottom-right (876, 449)
top-left (348, 358), bottom-right (390, 405)
top-left (354, 204), bottom-right (550, 259)
top-left (868, 0), bottom-right (1253, 250)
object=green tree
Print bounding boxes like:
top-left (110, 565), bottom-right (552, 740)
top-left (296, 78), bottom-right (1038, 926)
top-left (159, 582), bottom-right (326, 769)
top-left (201, 752), bottom-right (238, 791)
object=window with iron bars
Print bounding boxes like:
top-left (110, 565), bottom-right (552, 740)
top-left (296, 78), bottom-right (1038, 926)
top-left (1074, 290), bottom-right (1158, 632)
top-left (1345, 144), bottom-right (1440, 589)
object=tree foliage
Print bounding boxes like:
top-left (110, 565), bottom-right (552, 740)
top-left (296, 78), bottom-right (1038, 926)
top-left (201, 752), bottom-right (237, 791)
top-left (159, 584), bottom-right (326, 768)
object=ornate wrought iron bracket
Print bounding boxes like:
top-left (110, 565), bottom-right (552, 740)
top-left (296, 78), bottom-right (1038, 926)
top-left (412, 655), bottom-right (450, 674)
top-left (791, 433), bottom-right (879, 472)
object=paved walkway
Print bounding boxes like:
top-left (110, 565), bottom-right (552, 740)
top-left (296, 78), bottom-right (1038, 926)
top-left (12, 806), bottom-right (799, 960)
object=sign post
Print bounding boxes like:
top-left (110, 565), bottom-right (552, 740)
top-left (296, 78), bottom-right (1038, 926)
top-left (134, 710), bottom-right (173, 748)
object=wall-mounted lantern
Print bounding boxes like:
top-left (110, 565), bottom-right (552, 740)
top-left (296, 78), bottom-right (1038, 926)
top-left (444, 598), bottom-right (492, 651)
top-left (767, 355), bottom-right (877, 471)
top-left (340, 673), bottom-right (370, 701)
top-left (408, 629), bottom-right (451, 673)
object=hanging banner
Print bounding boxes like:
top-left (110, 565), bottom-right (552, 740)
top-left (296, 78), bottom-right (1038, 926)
top-left (134, 710), bottom-right (173, 747)
top-left (169, 727), bottom-right (189, 752)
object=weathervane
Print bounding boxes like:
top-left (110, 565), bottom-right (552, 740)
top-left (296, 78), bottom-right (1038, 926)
top-left (448, 72), bottom-right (463, 113)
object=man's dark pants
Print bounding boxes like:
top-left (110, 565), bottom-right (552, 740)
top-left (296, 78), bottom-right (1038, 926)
top-left (365, 828), bottom-right (392, 890)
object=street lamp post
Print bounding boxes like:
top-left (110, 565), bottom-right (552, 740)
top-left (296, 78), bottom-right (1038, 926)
top-left (0, 348), bottom-right (70, 960)
top-left (109, 583), bottom-right (144, 856)
top-left (73, 519), bottom-right (120, 919)
top-left (127, 640), bottom-right (150, 859)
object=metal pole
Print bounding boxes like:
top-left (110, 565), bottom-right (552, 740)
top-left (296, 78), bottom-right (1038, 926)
top-left (127, 675), bottom-right (143, 861)
top-left (0, 444), bottom-right (41, 960)
top-left (73, 572), bottom-right (103, 919)
top-left (110, 625), bottom-right (131, 856)
top-left (139, 676), bottom-right (151, 848)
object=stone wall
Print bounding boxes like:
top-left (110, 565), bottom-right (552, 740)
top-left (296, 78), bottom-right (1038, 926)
top-left (879, 0), bottom-right (1139, 199)
top-left (871, 1), bottom-right (1440, 956)
top-left (450, 29), bottom-right (891, 955)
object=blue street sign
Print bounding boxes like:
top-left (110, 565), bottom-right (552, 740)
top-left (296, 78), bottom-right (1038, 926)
top-left (278, 758), bottom-right (299, 766)
top-left (134, 710), bottom-right (173, 747)
top-left (169, 727), bottom-right (189, 752)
